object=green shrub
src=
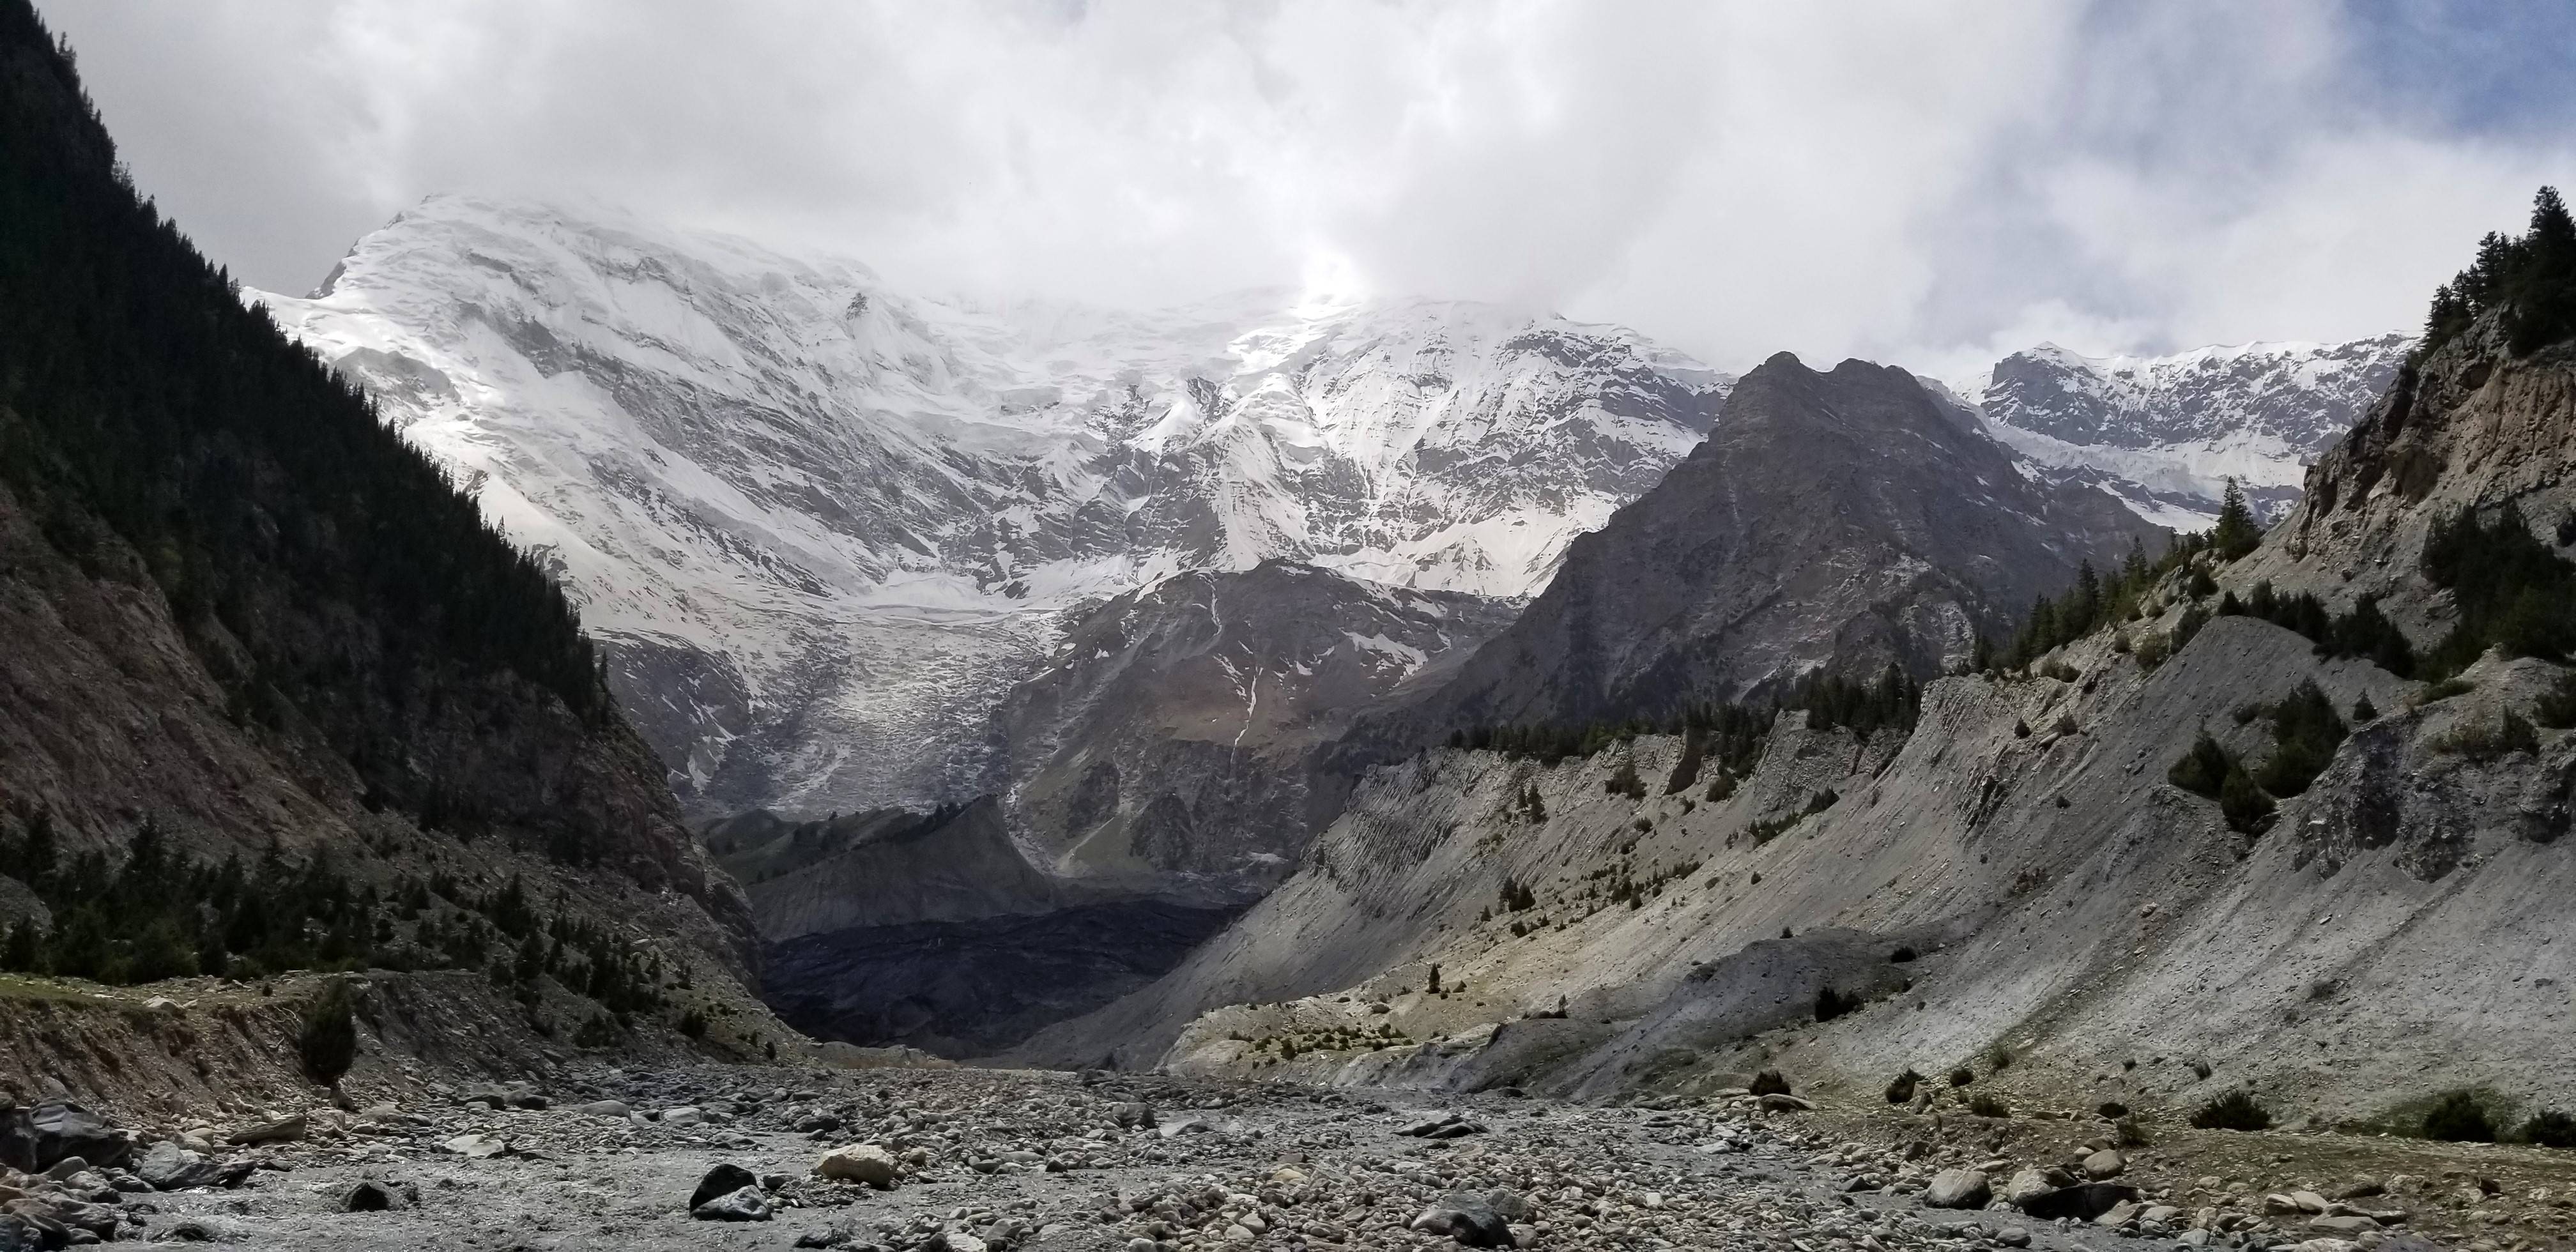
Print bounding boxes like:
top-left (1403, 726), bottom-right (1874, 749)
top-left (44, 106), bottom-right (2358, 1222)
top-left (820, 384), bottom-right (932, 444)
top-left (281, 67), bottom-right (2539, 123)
top-left (2520, 1109), bottom-right (2576, 1149)
top-left (2253, 680), bottom-right (2347, 796)
top-left (1750, 1070), bottom-right (1791, 1097)
top-left (2168, 732), bottom-right (2233, 797)
top-left (1815, 986), bottom-right (1859, 1022)
top-left (1968, 1093), bottom-right (2011, 1118)
top-left (2437, 710), bottom-right (2541, 761)
top-left (2351, 693), bottom-right (2379, 723)
top-left (299, 979), bottom-right (358, 1087)
top-left (1948, 1067), bottom-right (1975, 1088)
top-left (2423, 1090), bottom-right (2497, 1142)
top-left (2189, 1091), bottom-right (2271, 1131)
top-left (2219, 766), bottom-right (2276, 834)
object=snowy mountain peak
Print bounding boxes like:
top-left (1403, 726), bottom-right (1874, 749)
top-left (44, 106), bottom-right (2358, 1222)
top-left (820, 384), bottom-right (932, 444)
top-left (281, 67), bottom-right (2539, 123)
top-left (1956, 332), bottom-right (2411, 528)
top-left (248, 194), bottom-right (1729, 816)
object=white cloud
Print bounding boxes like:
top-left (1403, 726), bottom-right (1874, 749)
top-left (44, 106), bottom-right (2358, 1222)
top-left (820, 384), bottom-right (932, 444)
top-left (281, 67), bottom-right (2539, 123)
top-left (36, 0), bottom-right (2576, 373)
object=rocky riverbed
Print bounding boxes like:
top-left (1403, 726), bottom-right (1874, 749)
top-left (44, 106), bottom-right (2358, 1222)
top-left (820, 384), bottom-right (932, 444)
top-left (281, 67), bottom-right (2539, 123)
top-left (3, 1064), bottom-right (2567, 1251)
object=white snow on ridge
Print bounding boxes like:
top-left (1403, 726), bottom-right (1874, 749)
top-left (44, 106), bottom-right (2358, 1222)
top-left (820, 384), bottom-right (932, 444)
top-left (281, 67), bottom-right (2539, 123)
top-left (1952, 332), bottom-right (2411, 528)
top-left (249, 194), bottom-right (1730, 816)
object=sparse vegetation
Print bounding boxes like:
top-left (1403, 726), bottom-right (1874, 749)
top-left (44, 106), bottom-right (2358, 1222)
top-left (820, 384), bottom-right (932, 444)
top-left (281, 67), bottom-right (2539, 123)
top-left (299, 978), bottom-right (358, 1087)
top-left (2520, 1109), bottom-right (2576, 1149)
top-left (2434, 709), bottom-right (2540, 762)
top-left (2418, 185), bottom-right (2576, 361)
top-left (1886, 1069), bottom-right (1922, 1104)
top-left (1948, 1067), bottom-right (1975, 1088)
top-left (2251, 680), bottom-right (2348, 797)
top-left (2423, 1089), bottom-right (2499, 1142)
top-left (2418, 501), bottom-right (2576, 678)
top-left (1750, 1070), bottom-right (1791, 1097)
top-left (1968, 1094), bottom-right (2011, 1118)
top-left (1814, 985), bottom-right (1860, 1022)
top-left (2190, 1091), bottom-right (2273, 1132)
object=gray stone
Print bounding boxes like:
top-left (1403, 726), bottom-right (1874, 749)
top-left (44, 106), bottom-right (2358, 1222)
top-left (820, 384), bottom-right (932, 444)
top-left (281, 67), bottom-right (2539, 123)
top-left (341, 1179), bottom-right (417, 1212)
top-left (2002, 1169), bottom-right (2055, 1207)
top-left (1997, 1228), bottom-right (2031, 1248)
top-left (816, 1143), bottom-right (898, 1189)
top-left (2018, 1183), bottom-right (2142, 1221)
top-left (136, 1141), bottom-right (221, 1191)
top-left (690, 1163), bottom-right (758, 1211)
top-left (1112, 1102), bottom-right (1156, 1129)
top-left (2084, 1149), bottom-right (2127, 1179)
top-left (1925, 1169), bottom-right (1992, 1209)
top-left (441, 1133), bottom-right (509, 1159)
top-left (2308, 1216), bottom-right (2380, 1236)
top-left (661, 1106), bottom-right (704, 1127)
top-left (1409, 1192), bottom-right (1514, 1247)
top-left (568, 1100), bottom-right (631, 1118)
top-left (692, 1184), bottom-right (773, 1222)
top-left (226, 1114), bottom-right (305, 1145)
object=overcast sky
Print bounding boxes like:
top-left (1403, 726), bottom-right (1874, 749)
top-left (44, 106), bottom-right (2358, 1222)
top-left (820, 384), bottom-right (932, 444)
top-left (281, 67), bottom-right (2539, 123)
top-left (38, 0), bottom-right (2576, 374)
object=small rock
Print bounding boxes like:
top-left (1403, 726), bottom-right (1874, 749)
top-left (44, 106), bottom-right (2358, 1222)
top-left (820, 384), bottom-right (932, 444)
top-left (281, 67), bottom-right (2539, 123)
top-left (2018, 1184), bottom-right (2142, 1221)
top-left (569, 1100), bottom-right (631, 1118)
top-left (662, 1106), bottom-right (704, 1127)
top-left (2084, 1149), bottom-right (2127, 1179)
top-left (1997, 1227), bottom-right (2032, 1248)
top-left (2292, 1191), bottom-right (2330, 1214)
top-left (1112, 1102), bottom-right (1156, 1129)
top-left (1759, 1094), bottom-right (1815, 1112)
top-left (226, 1115), bottom-right (305, 1146)
top-left (692, 1184), bottom-right (773, 1223)
top-left (2309, 1216), bottom-right (2380, 1236)
top-left (341, 1179), bottom-right (416, 1212)
top-left (1926, 1169), bottom-right (1992, 1209)
top-left (816, 1143), bottom-right (899, 1189)
top-left (2003, 1169), bottom-right (2054, 1208)
top-left (441, 1134), bottom-right (509, 1159)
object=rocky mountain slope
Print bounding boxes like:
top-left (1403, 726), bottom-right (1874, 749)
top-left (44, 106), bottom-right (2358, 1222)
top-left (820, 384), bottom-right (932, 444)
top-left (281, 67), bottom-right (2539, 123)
top-left (0, 1), bottom-right (778, 1087)
top-left (247, 200), bottom-right (1731, 818)
top-left (1023, 285), bottom-right (2576, 1132)
top-left (995, 560), bottom-right (1517, 892)
top-left (1954, 335), bottom-right (2410, 530)
top-left (1338, 353), bottom-right (2165, 763)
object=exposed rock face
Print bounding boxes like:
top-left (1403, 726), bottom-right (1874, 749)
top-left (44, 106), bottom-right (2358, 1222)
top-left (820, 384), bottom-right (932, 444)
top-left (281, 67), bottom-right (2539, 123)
top-left (1344, 353), bottom-right (2163, 762)
top-left (2251, 316), bottom-right (2576, 622)
top-left (1022, 317), bottom-right (2576, 1120)
top-left (1959, 335), bottom-right (2409, 528)
top-left (247, 197), bottom-right (1731, 818)
top-left (994, 560), bottom-right (1515, 890)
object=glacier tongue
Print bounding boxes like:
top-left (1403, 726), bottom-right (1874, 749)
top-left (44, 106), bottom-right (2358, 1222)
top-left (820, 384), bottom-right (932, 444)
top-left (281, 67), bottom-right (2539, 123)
top-left (247, 194), bottom-right (1730, 817)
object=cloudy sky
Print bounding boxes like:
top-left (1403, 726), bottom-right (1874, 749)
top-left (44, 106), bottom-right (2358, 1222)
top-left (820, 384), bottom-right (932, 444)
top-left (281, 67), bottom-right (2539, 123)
top-left (40, 0), bottom-right (2576, 374)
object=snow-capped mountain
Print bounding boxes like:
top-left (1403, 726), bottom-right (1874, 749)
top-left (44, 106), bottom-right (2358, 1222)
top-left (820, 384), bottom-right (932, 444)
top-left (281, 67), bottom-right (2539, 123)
top-left (1949, 334), bottom-right (2411, 529)
top-left (248, 195), bottom-right (1730, 818)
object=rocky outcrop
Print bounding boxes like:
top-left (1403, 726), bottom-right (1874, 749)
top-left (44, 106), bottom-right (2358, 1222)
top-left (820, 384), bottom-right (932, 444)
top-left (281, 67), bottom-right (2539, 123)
top-left (1340, 353), bottom-right (2163, 769)
top-left (994, 560), bottom-right (1515, 890)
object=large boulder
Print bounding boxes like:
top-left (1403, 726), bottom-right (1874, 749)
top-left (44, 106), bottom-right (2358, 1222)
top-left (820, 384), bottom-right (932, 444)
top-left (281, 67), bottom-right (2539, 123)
top-left (1924, 1170), bottom-right (1991, 1209)
top-left (692, 1186), bottom-right (772, 1222)
top-left (1, 1102), bottom-right (131, 1171)
top-left (135, 1141), bottom-right (222, 1191)
top-left (2001, 1169), bottom-right (2055, 1208)
top-left (689, 1163), bottom-right (758, 1212)
top-left (1409, 1193), bottom-right (1515, 1247)
top-left (816, 1143), bottom-right (898, 1189)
